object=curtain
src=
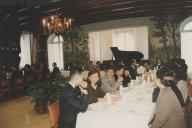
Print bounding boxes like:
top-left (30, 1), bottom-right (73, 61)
top-left (31, 36), bottom-right (37, 65)
top-left (19, 33), bottom-right (32, 68)
top-left (48, 35), bottom-right (64, 71)
top-left (112, 28), bottom-right (136, 51)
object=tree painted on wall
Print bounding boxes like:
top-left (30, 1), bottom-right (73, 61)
top-left (61, 26), bottom-right (89, 68)
top-left (151, 15), bottom-right (187, 60)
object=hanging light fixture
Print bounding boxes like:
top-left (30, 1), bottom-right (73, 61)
top-left (42, 15), bottom-right (73, 34)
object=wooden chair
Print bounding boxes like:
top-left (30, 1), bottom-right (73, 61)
top-left (15, 78), bottom-right (25, 95)
top-left (25, 76), bottom-right (33, 84)
top-left (48, 101), bottom-right (60, 128)
top-left (0, 79), bottom-right (10, 100)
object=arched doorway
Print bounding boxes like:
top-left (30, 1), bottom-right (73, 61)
top-left (47, 34), bottom-right (64, 71)
top-left (180, 17), bottom-right (192, 72)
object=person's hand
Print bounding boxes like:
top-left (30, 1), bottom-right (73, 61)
top-left (79, 81), bottom-right (88, 95)
top-left (80, 81), bottom-right (88, 89)
top-left (79, 86), bottom-right (88, 95)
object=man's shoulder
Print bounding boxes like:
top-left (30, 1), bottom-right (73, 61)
top-left (61, 83), bottom-right (72, 92)
top-left (60, 83), bottom-right (74, 98)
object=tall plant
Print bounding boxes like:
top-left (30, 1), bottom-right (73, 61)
top-left (151, 15), bottom-right (187, 60)
top-left (61, 26), bottom-right (89, 68)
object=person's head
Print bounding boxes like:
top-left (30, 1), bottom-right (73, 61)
top-left (116, 65), bottom-right (125, 76)
top-left (105, 66), bottom-right (115, 79)
top-left (175, 58), bottom-right (188, 73)
top-left (175, 67), bottom-right (187, 81)
top-left (130, 60), bottom-right (135, 67)
top-left (133, 59), bottom-right (137, 64)
top-left (157, 59), bottom-right (162, 64)
top-left (69, 67), bottom-right (84, 86)
top-left (89, 61), bottom-right (93, 65)
top-left (156, 66), bottom-right (175, 88)
top-left (52, 62), bottom-right (57, 68)
top-left (88, 69), bottom-right (100, 85)
top-left (144, 62), bottom-right (149, 67)
top-left (96, 61), bottom-right (101, 65)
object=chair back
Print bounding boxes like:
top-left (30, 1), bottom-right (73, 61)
top-left (48, 101), bottom-right (60, 128)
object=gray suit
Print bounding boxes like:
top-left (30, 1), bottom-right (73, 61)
top-left (151, 87), bottom-right (187, 128)
top-left (101, 75), bottom-right (120, 93)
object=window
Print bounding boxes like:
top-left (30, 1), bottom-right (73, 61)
top-left (47, 35), bottom-right (64, 71)
top-left (180, 17), bottom-right (192, 72)
top-left (19, 32), bottom-right (32, 68)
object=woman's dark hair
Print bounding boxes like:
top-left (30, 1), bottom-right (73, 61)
top-left (69, 67), bottom-right (83, 79)
top-left (87, 69), bottom-right (101, 86)
top-left (114, 65), bottom-right (125, 81)
top-left (175, 68), bottom-right (187, 81)
top-left (156, 66), bottom-right (175, 81)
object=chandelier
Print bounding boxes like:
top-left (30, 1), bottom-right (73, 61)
top-left (42, 15), bottom-right (72, 34)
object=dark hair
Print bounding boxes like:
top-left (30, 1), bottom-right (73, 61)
top-left (116, 65), bottom-right (125, 71)
top-left (105, 65), bottom-right (115, 72)
top-left (156, 66), bottom-right (175, 81)
top-left (175, 68), bottom-right (187, 81)
top-left (69, 67), bottom-right (83, 79)
top-left (87, 69), bottom-right (101, 86)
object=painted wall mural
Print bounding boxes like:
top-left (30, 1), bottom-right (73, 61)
top-left (149, 15), bottom-right (187, 61)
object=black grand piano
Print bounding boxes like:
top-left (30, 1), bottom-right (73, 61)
top-left (111, 47), bottom-right (144, 63)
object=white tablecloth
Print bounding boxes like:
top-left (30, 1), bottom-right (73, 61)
top-left (76, 84), bottom-right (155, 128)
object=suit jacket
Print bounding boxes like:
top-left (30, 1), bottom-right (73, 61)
top-left (151, 87), bottom-right (187, 128)
top-left (129, 66), bottom-right (137, 80)
top-left (101, 75), bottom-right (120, 93)
top-left (58, 83), bottom-right (91, 128)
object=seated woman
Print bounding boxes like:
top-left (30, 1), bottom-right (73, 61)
top-left (115, 65), bottom-right (130, 87)
top-left (101, 66), bottom-right (121, 93)
top-left (150, 67), bottom-right (187, 128)
top-left (87, 69), bottom-right (105, 103)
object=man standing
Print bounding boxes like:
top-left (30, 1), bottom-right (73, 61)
top-left (51, 62), bottom-right (60, 78)
top-left (58, 68), bottom-right (91, 128)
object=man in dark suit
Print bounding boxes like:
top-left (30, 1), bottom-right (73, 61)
top-left (58, 68), bottom-right (91, 128)
top-left (129, 60), bottom-right (138, 80)
top-left (51, 62), bottom-right (60, 78)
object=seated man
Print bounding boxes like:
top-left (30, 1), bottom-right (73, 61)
top-left (101, 66), bottom-right (121, 93)
top-left (114, 65), bottom-right (126, 86)
top-left (58, 68), bottom-right (91, 128)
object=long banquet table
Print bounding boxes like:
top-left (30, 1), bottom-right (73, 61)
top-left (76, 83), bottom-right (155, 128)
